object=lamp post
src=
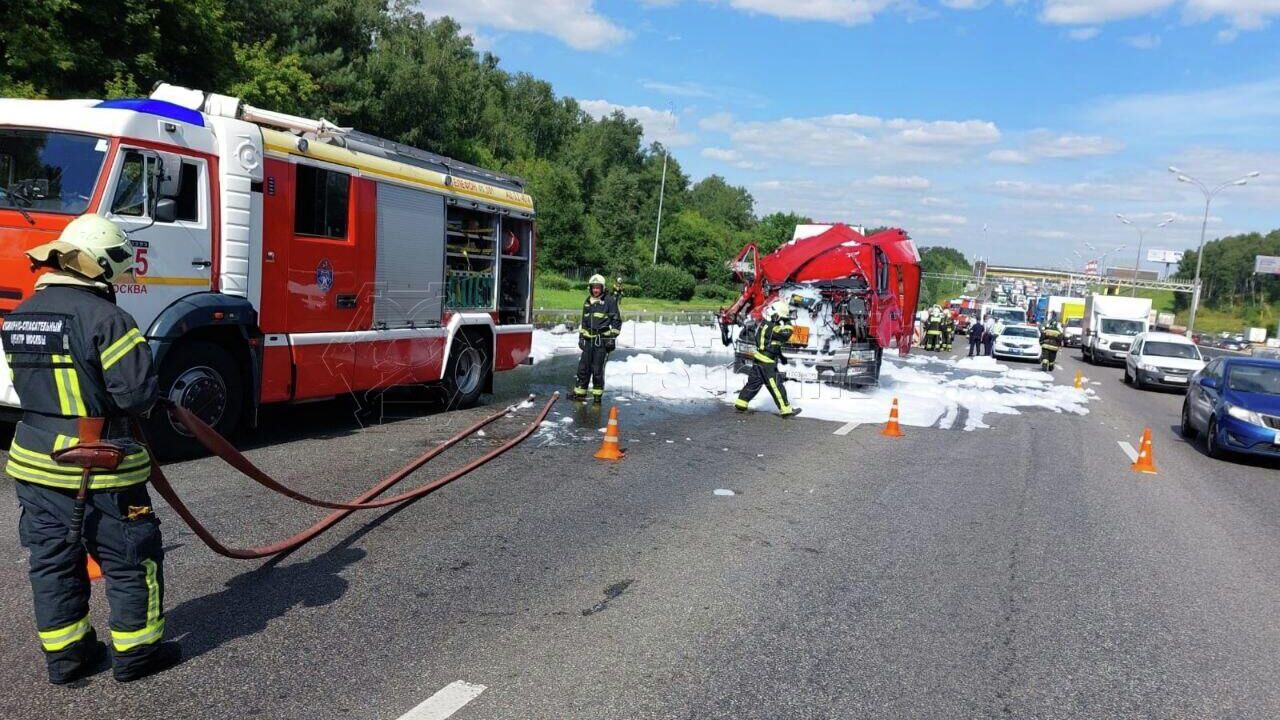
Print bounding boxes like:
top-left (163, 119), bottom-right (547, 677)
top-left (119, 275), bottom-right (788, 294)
top-left (1115, 214), bottom-right (1174, 296)
top-left (652, 148), bottom-right (668, 265)
top-left (1168, 167), bottom-right (1260, 337)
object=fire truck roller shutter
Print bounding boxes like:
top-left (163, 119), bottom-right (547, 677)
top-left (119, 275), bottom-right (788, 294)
top-left (145, 293), bottom-right (263, 459)
top-left (373, 183), bottom-right (446, 329)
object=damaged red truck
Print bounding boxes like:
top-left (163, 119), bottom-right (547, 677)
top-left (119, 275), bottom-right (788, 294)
top-left (718, 224), bottom-right (922, 387)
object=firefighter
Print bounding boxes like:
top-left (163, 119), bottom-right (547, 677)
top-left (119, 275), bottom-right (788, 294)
top-left (923, 306), bottom-right (943, 352)
top-left (734, 300), bottom-right (799, 418)
top-left (574, 274), bottom-right (622, 402)
top-left (1039, 313), bottom-right (1064, 372)
top-left (2, 215), bottom-right (180, 684)
top-left (612, 276), bottom-right (626, 304)
top-left (940, 311), bottom-right (956, 352)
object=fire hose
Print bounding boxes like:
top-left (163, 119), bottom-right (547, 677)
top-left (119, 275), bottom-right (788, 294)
top-left (138, 393), bottom-right (558, 560)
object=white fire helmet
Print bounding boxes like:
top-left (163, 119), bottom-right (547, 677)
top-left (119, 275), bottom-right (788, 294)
top-left (26, 214), bottom-right (134, 282)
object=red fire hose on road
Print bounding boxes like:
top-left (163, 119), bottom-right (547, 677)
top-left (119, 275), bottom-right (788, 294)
top-left (141, 394), bottom-right (558, 560)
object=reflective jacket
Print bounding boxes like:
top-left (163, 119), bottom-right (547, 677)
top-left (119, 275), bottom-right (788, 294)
top-left (2, 284), bottom-right (157, 490)
top-left (1040, 323), bottom-right (1064, 350)
top-left (580, 294), bottom-right (622, 339)
top-left (753, 318), bottom-right (793, 364)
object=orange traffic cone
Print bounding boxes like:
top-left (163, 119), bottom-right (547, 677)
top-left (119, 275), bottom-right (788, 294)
top-left (1131, 427), bottom-right (1157, 474)
top-left (1074, 369), bottom-right (1084, 389)
top-left (86, 553), bottom-right (103, 582)
top-left (881, 397), bottom-right (905, 437)
top-left (594, 406), bottom-right (625, 460)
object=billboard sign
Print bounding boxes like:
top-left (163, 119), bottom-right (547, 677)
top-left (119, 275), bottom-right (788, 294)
top-left (1147, 249), bottom-right (1184, 264)
top-left (1084, 259), bottom-right (1099, 276)
top-left (1255, 255), bottom-right (1280, 275)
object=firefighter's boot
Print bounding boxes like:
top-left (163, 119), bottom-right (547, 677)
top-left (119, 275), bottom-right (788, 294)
top-left (572, 387), bottom-right (588, 401)
top-left (114, 642), bottom-right (182, 683)
top-left (592, 388), bottom-right (604, 404)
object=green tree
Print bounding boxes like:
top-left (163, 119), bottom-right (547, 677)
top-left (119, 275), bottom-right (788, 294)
top-left (754, 211), bottom-right (812, 254)
top-left (688, 175), bottom-right (755, 231)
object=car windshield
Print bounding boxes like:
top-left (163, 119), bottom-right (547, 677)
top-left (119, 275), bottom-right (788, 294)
top-left (1066, 318), bottom-right (1082, 328)
top-left (1002, 326), bottom-right (1038, 338)
top-left (1144, 341), bottom-right (1200, 360)
top-left (1226, 365), bottom-right (1280, 395)
top-left (1100, 318), bottom-right (1143, 336)
top-left (0, 129), bottom-right (107, 215)
top-left (992, 309), bottom-right (1025, 323)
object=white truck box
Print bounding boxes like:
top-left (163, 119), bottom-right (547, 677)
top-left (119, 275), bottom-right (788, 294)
top-left (1082, 294), bottom-right (1152, 364)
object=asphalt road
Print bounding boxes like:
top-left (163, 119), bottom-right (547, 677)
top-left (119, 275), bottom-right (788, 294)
top-left (2, 348), bottom-right (1280, 719)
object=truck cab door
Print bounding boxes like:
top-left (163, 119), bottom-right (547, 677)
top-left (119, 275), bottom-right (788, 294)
top-left (102, 147), bottom-right (213, 330)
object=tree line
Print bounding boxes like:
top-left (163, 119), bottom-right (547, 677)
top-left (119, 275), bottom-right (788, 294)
top-left (3, 0), bottom-right (822, 298)
top-left (1172, 229), bottom-right (1280, 315)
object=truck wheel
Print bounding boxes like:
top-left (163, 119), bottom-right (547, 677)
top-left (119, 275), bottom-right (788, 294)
top-left (146, 341), bottom-right (243, 460)
top-left (442, 332), bottom-right (490, 410)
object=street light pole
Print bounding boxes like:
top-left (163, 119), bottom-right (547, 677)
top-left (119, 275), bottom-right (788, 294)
top-left (1116, 214), bottom-right (1174, 296)
top-left (1168, 167), bottom-right (1260, 338)
top-left (652, 148), bottom-right (668, 266)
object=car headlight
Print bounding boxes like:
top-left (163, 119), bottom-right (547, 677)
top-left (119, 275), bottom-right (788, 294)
top-left (1226, 404), bottom-right (1266, 426)
top-left (1138, 362), bottom-right (1160, 372)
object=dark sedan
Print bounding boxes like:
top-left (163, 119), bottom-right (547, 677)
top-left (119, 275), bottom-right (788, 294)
top-left (1181, 357), bottom-right (1280, 461)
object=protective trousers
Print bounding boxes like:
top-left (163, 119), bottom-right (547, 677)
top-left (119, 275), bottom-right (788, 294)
top-left (925, 330), bottom-right (941, 351)
top-left (1040, 346), bottom-right (1060, 370)
top-left (735, 362), bottom-right (793, 415)
top-left (575, 341), bottom-right (609, 399)
top-left (941, 327), bottom-right (953, 351)
top-left (16, 480), bottom-right (165, 681)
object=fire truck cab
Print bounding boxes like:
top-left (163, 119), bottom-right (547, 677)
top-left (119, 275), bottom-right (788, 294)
top-left (0, 84), bottom-right (536, 455)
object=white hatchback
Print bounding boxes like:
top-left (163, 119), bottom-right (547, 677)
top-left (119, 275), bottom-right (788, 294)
top-left (992, 324), bottom-right (1042, 361)
top-left (1124, 331), bottom-right (1205, 391)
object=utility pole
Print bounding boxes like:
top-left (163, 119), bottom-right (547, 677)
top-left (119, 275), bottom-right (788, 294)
top-left (652, 149), bottom-right (668, 266)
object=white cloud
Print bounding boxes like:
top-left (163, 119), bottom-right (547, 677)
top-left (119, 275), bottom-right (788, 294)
top-left (699, 112), bottom-right (737, 131)
top-left (989, 149), bottom-right (1033, 164)
top-left (1124, 33), bottom-right (1162, 48)
top-left (1085, 77), bottom-right (1280, 141)
top-left (1067, 26), bottom-right (1101, 39)
top-left (701, 147), bottom-right (762, 169)
top-left (714, 0), bottom-right (899, 25)
top-left (922, 213), bottom-right (969, 225)
top-left (642, 80), bottom-right (713, 98)
top-left (941, 0), bottom-right (991, 8)
top-left (578, 99), bottom-right (697, 146)
top-left (988, 130), bottom-right (1123, 164)
top-left (1040, 1), bottom-right (1280, 33)
top-left (868, 175), bottom-right (933, 190)
top-left (990, 179), bottom-right (1159, 202)
top-left (921, 196), bottom-right (963, 207)
top-left (417, 0), bottom-right (627, 51)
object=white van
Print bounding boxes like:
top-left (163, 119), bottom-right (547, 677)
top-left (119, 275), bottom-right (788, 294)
top-left (1124, 331), bottom-right (1205, 391)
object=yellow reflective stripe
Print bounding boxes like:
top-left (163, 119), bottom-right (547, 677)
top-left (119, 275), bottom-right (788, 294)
top-left (53, 434), bottom-right (77, 451)
top-left (5, 457), bottom-right (151, 489)
top-left (100, 329), bottom-right (146, 370)
top-left (112, 559), bottom-right (163, 652)
top-left (766, 378), bottom-right (792, 412)
top-left (49, 355), bottom-right (86, 416)
top-left (51, 357), bottom-right (73, 416)
top-left (752, 352), bottom-right (775, 364)
top-left (9, 442), bottom-right (150, 473)
top-left (38, 615), bottom-right (92, 652)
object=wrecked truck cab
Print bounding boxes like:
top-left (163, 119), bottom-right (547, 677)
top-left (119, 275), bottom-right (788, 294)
top-left (719, 224), bottom-right (921, 388)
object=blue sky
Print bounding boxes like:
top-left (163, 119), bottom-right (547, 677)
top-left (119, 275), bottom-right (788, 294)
top-left (420, 1), bottom-right (1280, 270)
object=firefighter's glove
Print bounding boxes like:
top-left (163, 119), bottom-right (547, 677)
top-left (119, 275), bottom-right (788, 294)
top-left (605, 339), bottom-right (616, 353)
top-left (578, 337), bottom-right (588, 352)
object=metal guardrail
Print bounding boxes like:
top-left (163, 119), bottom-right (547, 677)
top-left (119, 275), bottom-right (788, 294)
top-left (927, 269), bottom-right (1197, 294)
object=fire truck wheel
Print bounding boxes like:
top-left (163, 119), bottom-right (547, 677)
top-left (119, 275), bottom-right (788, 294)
top-left (442, 332), bottom-right (490, 410)
top-left (147, 341), bottom-right (243, 459)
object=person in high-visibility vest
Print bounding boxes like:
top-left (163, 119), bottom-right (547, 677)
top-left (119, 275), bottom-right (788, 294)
top-left (2, 215), bottom-right (180, 684)
top-left (573, 274), bottom-right (622, 403)
top-left (734, 301), bottom-right (800, 418)
top-left (940, 311), bottom-right (956, 352)
top-left (1039, 313), bottom-right (1064, 372)
top-left (923, 306), bottom-right (943, 351)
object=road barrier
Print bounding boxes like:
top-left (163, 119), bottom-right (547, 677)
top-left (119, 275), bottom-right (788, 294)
top-left (881, 397), bottom-right (905, 437)
top-left (594, 406), bottom-right (625, 461)
top-left (1131, 427), bottom-right (1157, 474)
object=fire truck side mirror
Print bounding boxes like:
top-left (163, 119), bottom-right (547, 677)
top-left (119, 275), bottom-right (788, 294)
top-left (155, 152), bottom-right (183, 198)
top-left (154, 198), bottom-right (177, 224)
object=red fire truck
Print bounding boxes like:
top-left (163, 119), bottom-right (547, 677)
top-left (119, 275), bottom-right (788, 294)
top-left (0, 83), bottom-right (536, 455)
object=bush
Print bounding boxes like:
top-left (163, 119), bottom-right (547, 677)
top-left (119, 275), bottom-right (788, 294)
top-left (539, 272), bottom-right (573, 291)
top-left (694, 283), bottom-right (740, 301)
top-left (634, 264), bottom-right (696, 300)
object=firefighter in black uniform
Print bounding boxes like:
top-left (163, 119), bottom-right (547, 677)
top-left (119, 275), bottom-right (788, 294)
top-left (3, 215), bottom-right (180, 684)
top-left (573, 274), bottom-right (622, 403)
top-left (940, 311), bottom-right (956, 352)
top-left (734, 300), bottom-right (799, 418)
top-left (1040, 313), bottom-right (1064, 372)
top-left (924, 306), bottom-right (943, 351)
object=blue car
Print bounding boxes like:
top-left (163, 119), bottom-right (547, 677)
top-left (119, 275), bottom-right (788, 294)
top-left (1181, 357), bottom-right (1280, 460)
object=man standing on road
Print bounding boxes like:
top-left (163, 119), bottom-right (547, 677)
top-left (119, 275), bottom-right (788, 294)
top-left (1039, 313), bottom-right (1064, 372)
top-left (984, 316), bottom-right (1001, 356)
top-left (574, 274), bottom-right (622, 403)
top-left (735, 301), bottom-right (799, 418)
top-left (940, 311), bottom-right (956, 352)
top-left (2, 215), bottom-right (180, 684)
top-left (924, 306), bottom-right (943, 351)
top-left (968, 318), bottom-right (985, 357)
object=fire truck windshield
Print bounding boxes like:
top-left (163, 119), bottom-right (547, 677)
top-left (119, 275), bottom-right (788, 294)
top-left (0, 129), bottom-right (107, 216)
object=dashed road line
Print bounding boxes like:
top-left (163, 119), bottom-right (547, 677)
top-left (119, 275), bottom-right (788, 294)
top-left (1118, 440), bottom-right (1138, 463)
top-left (834, 422), bottom-right (860, 436)
top-left (395, 681), bottom-right (487, 720)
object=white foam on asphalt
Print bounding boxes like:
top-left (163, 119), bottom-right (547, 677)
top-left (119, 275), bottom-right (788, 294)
top-left (714, 489), bottom-right (736, 496)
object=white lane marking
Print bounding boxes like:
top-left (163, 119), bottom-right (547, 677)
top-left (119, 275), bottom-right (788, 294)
top-left (396, 681), bottom-right (487, 720)
top-left (834, 422), bottom-right (860, 436)
top-left (1118, 441), bottom-right (1138, 463)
